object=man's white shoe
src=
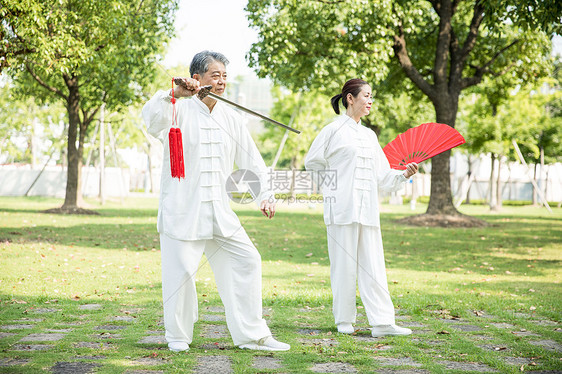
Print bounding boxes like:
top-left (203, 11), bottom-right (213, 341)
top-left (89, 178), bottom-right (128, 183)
top-left (371, 324), bottom-right (412, 337)
top-left (239, 336), bottom-right (290, 351)
top-left (168, 341), bottom-right (189, 352)
top-left (337, 323), bottom-right (355, 334)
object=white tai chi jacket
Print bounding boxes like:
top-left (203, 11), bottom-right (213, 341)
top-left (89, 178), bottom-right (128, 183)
top-left (142, 90), bottom-right (273, 240)
top-left (305, 114), bottom-right (407, 227)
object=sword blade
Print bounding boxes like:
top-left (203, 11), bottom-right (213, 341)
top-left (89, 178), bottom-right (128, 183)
top-left (173, 79), bottom-right (300, 134)
top-left (206, 92), bottom-right (301, 134)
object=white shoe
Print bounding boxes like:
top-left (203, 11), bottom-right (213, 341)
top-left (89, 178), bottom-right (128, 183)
top-left (337, 323), bottom-right (355, 334)
top-left (168, 341), bottom-right (189, 352)
top-left (239, 336), bottom-right (290, 351)
top-left (371, 324), bottom-right (412, 337)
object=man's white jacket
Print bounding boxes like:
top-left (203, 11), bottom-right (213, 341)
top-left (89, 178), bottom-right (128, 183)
top-left (142, 90), bottom-right (273, 240)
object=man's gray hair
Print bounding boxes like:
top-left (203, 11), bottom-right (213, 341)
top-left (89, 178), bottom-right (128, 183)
top-left (189, 51), bottom-right (229, 77)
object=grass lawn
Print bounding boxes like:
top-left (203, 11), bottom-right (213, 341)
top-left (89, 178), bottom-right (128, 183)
top-left (0, 196), bottom-right (560, 373)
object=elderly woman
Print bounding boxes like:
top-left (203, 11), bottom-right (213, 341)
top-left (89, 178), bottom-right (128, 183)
top-left (305, 78), bottom-right (418, 337)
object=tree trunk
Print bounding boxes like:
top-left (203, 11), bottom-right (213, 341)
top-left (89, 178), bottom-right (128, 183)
top-left (532, 163), bottom-right (538, 205)
top-left (495, 154), bottom-right (503, 210)
top-left (62, 76), bottom-right (83, 209)
top-left (489, 153), bottom-right (497, 210)
top-left (426, 99), bottom-right (460, 215)
top-left (466, 155), bottom-right (472, 204)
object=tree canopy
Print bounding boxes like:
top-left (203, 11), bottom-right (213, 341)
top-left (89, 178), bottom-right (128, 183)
top-left (246, 0), bottom-right (560, 220)
top-left (2, 0), bottom-right (178, 211)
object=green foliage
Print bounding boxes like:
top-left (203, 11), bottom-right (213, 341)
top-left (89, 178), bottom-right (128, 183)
top-left (246, 0), bottom-right (556, 98)
top-left (4, 0), bottom-right (178, 113)
top-left (458, 78), bottom-right (562, 164)
top-left (0, 81), bottom-right (66, 163)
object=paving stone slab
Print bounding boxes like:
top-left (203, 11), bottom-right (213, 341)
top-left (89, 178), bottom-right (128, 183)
top-left (491, 322), bottom-right (515, 329)
top-left (200, 324), bottom-right (229, 339)
top-left (14, 318), bottom-right (44, 322)
top-left (311, 362), bottom-right (357, 373)
top-left (199, 342), bottom-right (229, 350)
top-left (93, 332), bottom-right (122, 340)
top-left (0, 332), bottom-right (16, 338)
top-left (110, 316), bottom-right (136, 322)
top-left (78, 304), bottom-right (103, 310)
top-left (193, 355), bottom-right (232, 374)
top-left (502, 357), bottom-right (538, 366)
top-left (19, 333), bottom-right (66, 342)
top-left (513, 312), bottom-right (532, 319)
top-left (252, 356), bottom-right (283, 369)
top-left (467, 334), bottom-right (494, 341)
top-left (478, 344), bottom-right (511, 352)
top-left (73, 342), bottom-right (113, 349)
top-left (95, 325), bottom-right (127, 331)
top-left (12, 344), bottom-right (53, 351)
top-left (534, 320), bottom-right (560, 326)
top-left (436, 360), bottom-right (498, 372)
top-left (529, 339), bottom-right (562, 352)
top-left (375, 369), bottom-right (430, 374)
top-left (138, 335), bottom-right (166, 344)
top-left (373, 357), bottom-right (422, 367)
top-left (51, 362), bottom-right (101, 374)
top-left (204, 306), bottom-right (225, 313)
top-left (441, 319), bottom-right (464, 324)
top-left (0, 358), bottom-right (31, 366)
top-left (449, 324), bottom-right (483, 332)
top-left (72, 356), bottom-right (107, 360)
top-left (298, 338), bottom-right (340, 347)
top-left (32, 308), bottom-right (60, 313)
top-left (511, 330), bottom-right (539, 337)
top-left (1, 324), bottom-right (34, 330)
top-left (200, 314), bottom-right (226, 322)
top-left (46, 329), bottom-right (73, 333)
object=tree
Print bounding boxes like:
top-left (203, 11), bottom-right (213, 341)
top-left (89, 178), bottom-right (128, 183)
top-left (2, 0), bottom-right (177, 212)
top-left (246, 0), bottom-right (560, 222)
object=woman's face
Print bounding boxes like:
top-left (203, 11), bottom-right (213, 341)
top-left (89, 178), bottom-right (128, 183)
top-left (347, 85), bottom-right (372, 118)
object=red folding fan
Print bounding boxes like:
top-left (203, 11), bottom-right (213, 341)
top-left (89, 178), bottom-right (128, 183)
top-left (383, 122), bottom-right (466, 170)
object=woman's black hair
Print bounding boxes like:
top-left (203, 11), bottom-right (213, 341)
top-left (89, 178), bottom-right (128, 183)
top-left (330, 78), bottom-right (369, 114)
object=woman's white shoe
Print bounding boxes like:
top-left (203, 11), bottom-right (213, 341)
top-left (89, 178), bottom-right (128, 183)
top-left (337, 323), bottom-right (355, 334)
top-left (168, 341), bottom-right (189, 352)
top-left (371, 324), bottom-right (412, 337)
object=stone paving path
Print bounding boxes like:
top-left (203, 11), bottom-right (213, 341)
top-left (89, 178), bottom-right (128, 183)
top-left (0, 304), bottom-right (561, 373)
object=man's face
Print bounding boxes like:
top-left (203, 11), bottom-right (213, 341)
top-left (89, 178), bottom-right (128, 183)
top-left (194, 61), bottom-right (227, 96)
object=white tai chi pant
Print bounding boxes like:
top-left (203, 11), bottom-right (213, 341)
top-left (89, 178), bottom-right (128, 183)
top-left (159, 227), bottom-right (271, 346)
top-left (326, 223), bottom-right (396, 326)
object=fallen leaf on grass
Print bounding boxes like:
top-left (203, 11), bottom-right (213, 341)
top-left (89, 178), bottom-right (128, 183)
top-left (437, 330), bottom-right (450, 334)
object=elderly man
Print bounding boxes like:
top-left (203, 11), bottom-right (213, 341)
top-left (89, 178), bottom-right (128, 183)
top-left (142, 51), bottom-right (289, 352)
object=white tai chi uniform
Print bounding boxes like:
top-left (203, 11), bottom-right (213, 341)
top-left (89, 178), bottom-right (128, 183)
top-left (305, 114), bottom-right (407, 327)
top-left (142, 90), bottom-right (273, 346)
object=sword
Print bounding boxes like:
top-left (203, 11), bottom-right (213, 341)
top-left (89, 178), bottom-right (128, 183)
top-left (173, 78), bottom-right (300, 134)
